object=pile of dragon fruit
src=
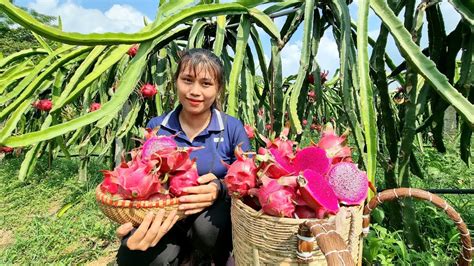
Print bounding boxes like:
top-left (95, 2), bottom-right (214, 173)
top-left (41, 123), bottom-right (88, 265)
top-left (99, 129), bottom-right (201, 201)
top-left (223, 125), bottom-right (371, 219)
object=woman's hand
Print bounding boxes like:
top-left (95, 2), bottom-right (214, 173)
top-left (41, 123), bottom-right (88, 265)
top-left (178, 173), bottom-right (219, 215)
top-left (116, 209), bottom-right (179, 251)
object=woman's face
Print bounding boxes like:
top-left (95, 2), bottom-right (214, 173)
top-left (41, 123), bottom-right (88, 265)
top-left (177, 64), bottom-right (219, 116)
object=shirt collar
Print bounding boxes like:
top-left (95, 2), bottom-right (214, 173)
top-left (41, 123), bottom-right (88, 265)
top-left (160, 105), bottom-right (224, 133)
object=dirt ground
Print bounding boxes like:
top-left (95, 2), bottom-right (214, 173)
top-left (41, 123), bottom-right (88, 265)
top-left (0, 229), bottom-right (14, 249)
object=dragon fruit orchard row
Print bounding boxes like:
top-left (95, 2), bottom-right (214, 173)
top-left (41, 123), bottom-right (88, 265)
top-left (223, 125), bottom-right (372, 219)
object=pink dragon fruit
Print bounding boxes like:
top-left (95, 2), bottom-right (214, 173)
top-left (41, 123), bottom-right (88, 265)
top-left (142, 130), bottom-right (201, 173)
top-left (294, 205), bottom-right (317, 219)
top-left (100, 153), bottom-right (161, 200)
top-left (169, 164), bottom-right (200, 197)
top-left (140, 83), bottom-right (157, 98)
top-left (251, 179), bottom-right (296, 218)
top-left (142, 132), bottom-right (177, 159)
top-left (327, 162), bottom-right (368, 205)
top-left (261, 127), bottom-right (296, 159)
top-left (223, 146), bottom-right (257, 198)
top-left (316, 124), bottom-right (351, 163)
top-left (297, 169), bottom-right (339, 218)
top-left (0, 146), bottom-right (14, 153)
top-left (244, 124), bottom-right (255, 139)
top-left (258, 147), bottom-right (295, 179)
top-left (154, 147), bottom-right (202, 173)
top-left (89, 102), bottom-right (101, 112)
top-left (127, 44), bottom-right (139, 57)
top-left (32, 99), bottom-right (52, 112)
top-left (257, 128), bottom-right (297, 179)
top-left (292, 146), bottom-right (330, 175)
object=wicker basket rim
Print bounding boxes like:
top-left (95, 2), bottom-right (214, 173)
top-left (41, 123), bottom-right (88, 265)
top-left (233, 197), bottom-right (361, 223)
top-left (95, 184), bottom-right (180, 208)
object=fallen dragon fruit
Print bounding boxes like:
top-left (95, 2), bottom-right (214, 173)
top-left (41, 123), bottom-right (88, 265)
top-left (223, 145), bottom-right (257, 198)
top-left (100, 152), bottom-right (162, 200)
top-left (297, 169), bottom-right (339, 218)
top-left (169, 164), bottom-right (200, 197)
top-left (327, 162), bottom-right (368, 205)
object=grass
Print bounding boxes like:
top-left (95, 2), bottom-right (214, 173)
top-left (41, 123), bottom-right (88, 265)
top-left (363, 142), bottom-right (474, 265)
top-left (0, 139), bottom-right (472, 264)
top-left (0, 156), bottom-right (118, 265)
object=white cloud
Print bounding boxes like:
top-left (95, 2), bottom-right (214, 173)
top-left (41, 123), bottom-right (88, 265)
top-left (368, 29), bottom-right (380, 39)
top-left (279, 34), bottom-right (340, 76)
top-left (27, 0), bottom-right (149, 33)
top-left (438, 2), bottom-right (461, 33)
top-left (316, 35), bottom-right (340, 73)
top-left (280, 40), bottom-right (302, 76)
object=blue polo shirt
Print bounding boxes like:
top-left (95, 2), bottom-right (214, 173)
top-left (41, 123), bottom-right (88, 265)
top-left (146, 105), bottom-right (250, 182)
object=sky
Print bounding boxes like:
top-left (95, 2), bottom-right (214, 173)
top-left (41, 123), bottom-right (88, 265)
top-left (13, 0), bottom-right (461, 78)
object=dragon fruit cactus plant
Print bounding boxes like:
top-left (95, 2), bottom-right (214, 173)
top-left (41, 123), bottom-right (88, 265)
top-left (223, 126), bottom-right (370, 219)
top-left (99, 129), bottom-right (201, 201)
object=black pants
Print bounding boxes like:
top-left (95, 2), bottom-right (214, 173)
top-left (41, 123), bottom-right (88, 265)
top-left (116, 197), bottom-right (232, 266)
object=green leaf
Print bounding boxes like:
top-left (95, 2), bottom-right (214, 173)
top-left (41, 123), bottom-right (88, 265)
top-left (2, 39), bottom-right (154, 147)
top-left (288, 0), bottom-right (314, 135)
top-left (0, 99), bottom-right (32, 144)
top-left (370, 1), bottom-right (474, 127)
top-left (187, 21), bottom-right (208, 49)
top-left (213, 16), bottom-right (226, 57)
top-left (18, 115), bottom-right (52, 181)
top-left (227, 15), bottom-right (250, 116)
top-left (0, 48), bottom-right (47, 68)
top-left (248, 7), bottom-right (281, 41)
top-left (51, 46), bottom-right (107, 111)
top-left (116, 100), bottom-right (142, 139)
top-left (357, 0), bottom-right (377, 191)
top-left (0, 46), bottom-right (73, 106)
top-left (449, 0), bottom-right (474, 25)
top-left (0, 46), bottom-right (91, 120)
top-left (31, 32), bottom-right (53, 54)
top-left (0, 1), bottom-right (249, 45)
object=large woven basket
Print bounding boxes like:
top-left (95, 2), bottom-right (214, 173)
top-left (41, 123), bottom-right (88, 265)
top-left (231, 198), bottom-right (364, 265)
top-left (95, 185), bottom-right (186, 227)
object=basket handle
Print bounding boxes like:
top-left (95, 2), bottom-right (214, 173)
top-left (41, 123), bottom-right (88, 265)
top-left (299, 220), bottom-right (356, 265)
top-left (299, 188), bottom-right (473, 266)
top-left (362, 188), bottom-right (472, 266)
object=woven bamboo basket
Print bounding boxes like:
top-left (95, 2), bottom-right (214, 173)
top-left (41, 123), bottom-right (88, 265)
top-left (231, 198), bottom-right (364, 265)
top-left (95, 185), bottom-right (186, 227)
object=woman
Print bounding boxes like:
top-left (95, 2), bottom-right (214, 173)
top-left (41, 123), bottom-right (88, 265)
top-left (115, 48), bottom-right (251, 265)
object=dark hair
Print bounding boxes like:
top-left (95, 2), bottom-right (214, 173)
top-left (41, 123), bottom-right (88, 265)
top-left (174, 48), bottom-right (225, 109)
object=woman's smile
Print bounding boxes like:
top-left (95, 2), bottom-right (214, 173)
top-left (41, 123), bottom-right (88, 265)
top-left (187, 98), bottom-right (203, 106)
